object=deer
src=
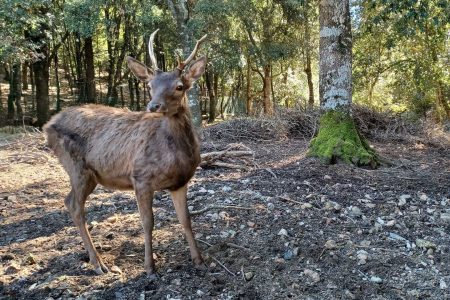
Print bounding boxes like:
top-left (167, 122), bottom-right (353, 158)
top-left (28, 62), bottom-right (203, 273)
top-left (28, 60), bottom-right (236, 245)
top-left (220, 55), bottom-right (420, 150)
top-left (43, 29), bottom-right (207, 277)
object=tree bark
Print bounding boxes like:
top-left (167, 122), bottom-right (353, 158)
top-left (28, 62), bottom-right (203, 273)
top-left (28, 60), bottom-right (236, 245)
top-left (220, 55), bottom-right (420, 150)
top-left (319, 0), bottom-right (352, 109)
top-left (8, 64), bottom-right (22, 120)
top-left (205, 68), bottom-right (216, 123)
top-left (309, 0), bottom-right (377, 167)
top-left (304, 2), bottom-right (315, 107)
top-left (22, 62), bottom-right (29, 90)
top-left (84, 36), bottom-right (96, 103)
top-left (263, 64), bottom-right (273, 115)
top-left (54, 53), bottom-right (61, 112)
top-left (33, 51), bottom-right (50, 127)
top-left (246, 56), bottom-right (253, 115)
top-left (167, 0), bottom-right (202, 127)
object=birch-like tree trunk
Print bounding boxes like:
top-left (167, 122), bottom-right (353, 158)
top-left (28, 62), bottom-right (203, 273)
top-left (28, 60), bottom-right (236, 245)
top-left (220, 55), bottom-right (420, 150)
top-left (319, 0), bottom-right (352, 110)
top-left (309, 0), bottom-right (377, 167)
top-left (167, 0), bottom-right (202, 127)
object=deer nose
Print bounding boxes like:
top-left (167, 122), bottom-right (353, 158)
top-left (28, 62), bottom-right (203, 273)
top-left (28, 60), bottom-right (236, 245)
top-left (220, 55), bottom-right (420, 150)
top-left (148, 103), bottom-right (161, 112)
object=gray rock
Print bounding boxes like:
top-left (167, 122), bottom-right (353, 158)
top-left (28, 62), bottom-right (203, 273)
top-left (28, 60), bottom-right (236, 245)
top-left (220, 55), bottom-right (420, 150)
top-left (304, 269), bottom-right (320, 283)
top-left (221, 186), bottom-right (232, 192)
top-left (370, 276), bottom-right (382, 283)
top-left (349, 206), bottom-right (362, 217)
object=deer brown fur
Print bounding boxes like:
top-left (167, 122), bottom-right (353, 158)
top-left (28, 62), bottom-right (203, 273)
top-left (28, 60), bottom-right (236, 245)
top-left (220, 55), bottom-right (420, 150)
top-left (43, 30), bottom-right (207, 277)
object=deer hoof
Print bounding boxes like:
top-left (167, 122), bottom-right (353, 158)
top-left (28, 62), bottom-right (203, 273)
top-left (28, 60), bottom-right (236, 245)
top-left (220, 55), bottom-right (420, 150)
top-left (94, 262), bottom-right (109, 275)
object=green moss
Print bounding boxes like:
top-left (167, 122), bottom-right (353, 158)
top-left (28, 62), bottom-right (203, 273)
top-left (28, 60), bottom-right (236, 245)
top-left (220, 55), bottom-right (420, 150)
top-left (308, 110), bottom-right (378, 168)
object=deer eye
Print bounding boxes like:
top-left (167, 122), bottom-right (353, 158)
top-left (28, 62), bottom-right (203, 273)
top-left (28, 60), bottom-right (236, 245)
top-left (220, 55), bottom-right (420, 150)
top-left (176, 85), bottom-right (183, 91)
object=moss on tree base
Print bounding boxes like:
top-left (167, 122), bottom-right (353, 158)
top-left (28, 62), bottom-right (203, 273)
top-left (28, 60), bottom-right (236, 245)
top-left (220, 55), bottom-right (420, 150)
top-left (308, 110), bottom-right (378, 168)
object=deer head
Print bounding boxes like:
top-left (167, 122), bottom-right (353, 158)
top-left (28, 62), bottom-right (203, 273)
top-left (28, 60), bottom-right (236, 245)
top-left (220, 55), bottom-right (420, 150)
top-left (126, 29), bottom-right (207, 115)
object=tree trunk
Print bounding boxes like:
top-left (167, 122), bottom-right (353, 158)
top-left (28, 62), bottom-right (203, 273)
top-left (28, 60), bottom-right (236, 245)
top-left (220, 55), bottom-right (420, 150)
top-left (263, 64), bottom-right (273, 115)
top-left (8, 64), bottom-right (22, 120)
top-left (304, 2), bottom-right (315, 107)
top-left (54, 53), bottom-right (61, 112)
top-left (128, 77), bottom-right (135, 109)
top-left (85, 36), bottom-right (96, 103)
top-left (246, 56), bottom-right (253, 115)
top-left (135, 79), bottom-right (141, 111)
top-left (167, 0), bottom-right (202, 127)
top-left (22, 62), bottom-right (28, 90)
top-left (33, 52), bottom-right (50, 127)
top-left (29, 63), bottom-right (35, 110)
top-left (205, 68), bottom-right (216, 123)
top-left (308, 0), bottom-right (377, 167)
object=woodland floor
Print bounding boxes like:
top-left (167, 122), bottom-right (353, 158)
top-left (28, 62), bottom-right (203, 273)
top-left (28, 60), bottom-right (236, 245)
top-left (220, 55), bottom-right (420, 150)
top-left (0, 130), bottom-right (449, 300)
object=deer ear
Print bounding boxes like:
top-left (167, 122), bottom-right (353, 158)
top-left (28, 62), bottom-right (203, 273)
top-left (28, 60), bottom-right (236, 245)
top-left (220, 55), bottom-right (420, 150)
top-left (183, 57), bottom-right (206, 86)
top-left (126, 56), bottom-right (154, 82)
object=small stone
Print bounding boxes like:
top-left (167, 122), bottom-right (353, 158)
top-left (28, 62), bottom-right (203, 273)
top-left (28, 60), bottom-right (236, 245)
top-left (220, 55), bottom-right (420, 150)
top-left (218, 211), bottom-right (229, 220)
top-left (370, 276), bottom-right (383, 283)
top-left (267, 203), bottom-right (275, 210)
top-left (324, 239), bottom-right (337, 249)
top-left (7, 195), bottom-right (17, 201)
top-left (349, 206), bottom-right (362, 217)
top-left (357, 250), bottom-right (369, 265)
top-left (324, 201), bottom-right (341, 211)
top-left (324, 175), bottom-right (332, 180)
top-left (304, 269), bottom-right (320, 283)
top-left (208, 212), bottom-right (219, 221)
top-left (301, 203), bottom-right (313, 209)
top-left (419, 193), bottom-right (428, 201)
top-left (171, 278), bottom-right (181, 286)
top-left (283, 250), bottom-right (294, 260)
top-left (386, 220), bottom-right (396, 227)
top-left (198, 187), bottom-right (207, 194)
top-left (107, 215), bottom-right (118, 223)
top-left (398, 194), bottom-right (411, 207)
top-left (440, 278), bottom-right (448, 290)
top-left (440, 213), bottom-right (450, 222)
top-left (220, 231), bottom-right (229, 238)
top-left (110, 265), bottom-right (122, 275)
top-left (387, 232), bottom-right (407, 241)
top-left (415, 239), bottom-right (436, 249)
top-left (207, 190), bottom-right (215, 195)
top-left (244, 272), bottom-right (254, 281)
top-left (277, 228), bottom-right (288, 237)
top-left (24, 254), bottom-right (36, 265)
top-left (4, 262), bottom-right (20, 274)
top-left (197, 290), bottom-right (205, 296)
top-left (221, 186), bottom-right (232, 192)
top-left (247, 221), bottom-right (255, 228)
top-left (274, 257), bottom-right (285, 264)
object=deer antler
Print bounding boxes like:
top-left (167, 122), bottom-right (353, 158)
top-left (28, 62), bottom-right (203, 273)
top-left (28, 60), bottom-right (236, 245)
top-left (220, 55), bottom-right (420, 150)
top-left (148, 29), bottom-right (160, 70)
top-left (177, 34), bottom-right (208, 71)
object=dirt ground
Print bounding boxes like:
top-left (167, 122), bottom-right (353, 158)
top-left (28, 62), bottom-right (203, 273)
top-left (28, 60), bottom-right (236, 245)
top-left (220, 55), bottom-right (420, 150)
top-left (1, 130), bottom-right (449, 300)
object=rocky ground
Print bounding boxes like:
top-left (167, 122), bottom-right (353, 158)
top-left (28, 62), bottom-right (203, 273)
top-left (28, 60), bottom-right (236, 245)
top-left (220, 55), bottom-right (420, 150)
top-left (0, 130), bottom-right (449, 300)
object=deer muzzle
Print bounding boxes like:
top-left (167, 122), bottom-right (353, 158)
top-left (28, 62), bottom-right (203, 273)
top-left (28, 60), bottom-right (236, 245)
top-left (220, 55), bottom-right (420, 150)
top-left (147, 101), bottom-right (167, 113)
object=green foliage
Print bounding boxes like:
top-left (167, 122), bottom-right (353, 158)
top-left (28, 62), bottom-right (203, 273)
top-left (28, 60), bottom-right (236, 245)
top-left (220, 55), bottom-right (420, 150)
top-left (353, 0), bottom-right (450, 119)
top-left (64, 0), bottom-right (100, 37)
top-left (308, 110), bottom-right (378, 167)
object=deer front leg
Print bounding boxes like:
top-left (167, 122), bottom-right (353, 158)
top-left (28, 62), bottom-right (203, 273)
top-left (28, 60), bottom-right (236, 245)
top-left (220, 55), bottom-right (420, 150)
top-left (170, 184), bottom-right (203, 266)
top-left (134, 185), bottom-right (156, 276)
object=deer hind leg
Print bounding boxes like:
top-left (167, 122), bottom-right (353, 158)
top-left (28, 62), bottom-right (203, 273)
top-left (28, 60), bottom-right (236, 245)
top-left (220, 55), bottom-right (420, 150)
top-left (65, 173), bottom-right (107, 275)
top-left (170, 184), bottom-right (203, 266)
top-left (133, 183), bottom-right (156, 276)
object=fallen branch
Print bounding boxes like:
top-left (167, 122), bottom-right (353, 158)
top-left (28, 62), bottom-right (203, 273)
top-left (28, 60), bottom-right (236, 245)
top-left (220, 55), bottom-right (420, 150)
top-left (190, 205), bottom-right (255, 215)
top-left (200, 143), bottom-right (254, 170)
top-left (210, 255), bottom-right (236, 276)
top-left (277, 195), bottom-right (304, 206)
